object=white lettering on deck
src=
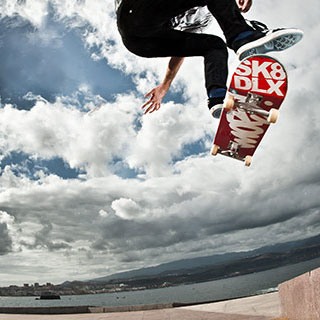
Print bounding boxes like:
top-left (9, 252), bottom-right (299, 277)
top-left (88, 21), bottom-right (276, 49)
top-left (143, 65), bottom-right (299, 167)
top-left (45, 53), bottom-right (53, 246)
top-left (226, 110), bottom-right (268, 149)
top-left (234, 59), bottom-right (286, 97)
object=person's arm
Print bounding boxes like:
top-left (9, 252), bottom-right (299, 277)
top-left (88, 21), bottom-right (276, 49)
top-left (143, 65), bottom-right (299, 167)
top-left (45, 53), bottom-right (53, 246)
top-left (142, 57), bottom-right (185, 114)
top-left (237, 0), bottom-right (252, 13)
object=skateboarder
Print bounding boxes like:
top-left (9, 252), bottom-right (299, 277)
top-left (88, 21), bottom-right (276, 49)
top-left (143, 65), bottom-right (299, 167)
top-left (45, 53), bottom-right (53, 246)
top-left (115, 0), bottom-right (302, 119)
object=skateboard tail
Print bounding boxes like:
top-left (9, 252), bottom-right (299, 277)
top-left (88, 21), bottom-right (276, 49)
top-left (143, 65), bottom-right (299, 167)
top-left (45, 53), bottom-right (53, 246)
top-left (211, 142), bottom-right (253, 167)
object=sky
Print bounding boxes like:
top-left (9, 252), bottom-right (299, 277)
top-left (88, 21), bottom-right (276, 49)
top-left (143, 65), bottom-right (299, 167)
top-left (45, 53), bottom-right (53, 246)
top-left (0, 0), bottom-right (319, 287)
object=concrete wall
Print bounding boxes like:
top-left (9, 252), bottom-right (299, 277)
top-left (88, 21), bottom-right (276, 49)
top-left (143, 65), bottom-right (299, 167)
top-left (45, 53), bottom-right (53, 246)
top-left (0, 306), bottom-right (90, 314)
top-left (0, 303), bottom-right (174, 315)
top-left (89, 303), bottom-right (173, 313)
top-left (279, 267), bottom-right (320, 320)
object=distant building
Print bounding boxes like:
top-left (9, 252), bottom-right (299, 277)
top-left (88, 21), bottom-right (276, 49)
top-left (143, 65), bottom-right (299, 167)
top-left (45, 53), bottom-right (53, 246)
top-left (34, 283), bottom-right (39, 287)
top-left (23, 284), bottom-right (29, 287)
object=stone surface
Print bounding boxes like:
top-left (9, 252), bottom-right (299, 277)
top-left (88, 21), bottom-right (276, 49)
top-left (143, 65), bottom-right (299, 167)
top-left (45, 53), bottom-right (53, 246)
top-left (0, 309), bottom-right (271, 320)
top-left (181, 292), bottom-right (280, 318)
top-left (279, 267), bottom-right (320, 320)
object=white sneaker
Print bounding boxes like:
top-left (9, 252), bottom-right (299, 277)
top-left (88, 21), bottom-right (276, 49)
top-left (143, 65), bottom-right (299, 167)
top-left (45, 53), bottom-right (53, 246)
top-left (233, 21), bottom-right (304, 61)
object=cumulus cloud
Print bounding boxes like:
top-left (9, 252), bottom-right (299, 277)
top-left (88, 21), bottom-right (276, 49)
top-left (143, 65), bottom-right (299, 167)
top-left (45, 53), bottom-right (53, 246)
top-left (0, 0), bottom-right (48, 28)
top-left (111, 198), bottom-right (143, 220)
top-left (0, 211), bottom-right (14, 255)
top-left (0, 0), bottom-right (319, 285)
top-left (0, 93), bottom-right (139, 176)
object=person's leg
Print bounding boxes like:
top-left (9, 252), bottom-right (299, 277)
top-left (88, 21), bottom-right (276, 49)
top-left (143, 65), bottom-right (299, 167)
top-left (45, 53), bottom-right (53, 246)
top-left (121, 29), bottom-right (228, 119)
top-left (203, 0), bottom-right (304, 59)
top-left (117, 0), bottom-right (209, 38)
top-left (118, 0), bottom-right (252, 41)
top-left (118, 0), bottom-right (303, 61)
top-left (204, 0), bottom-right (253, 47)
top-left (122, 29), bottom-right (228, 95)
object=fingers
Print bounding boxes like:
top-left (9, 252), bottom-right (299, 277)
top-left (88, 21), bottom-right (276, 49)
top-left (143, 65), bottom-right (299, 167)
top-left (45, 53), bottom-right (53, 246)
top-left (142, 92), bottom-right (162, 115)
top-left (141, 97), bottom-right (153, 110)
top-left (145, 90), bottom-right (153, 98)
top-left (143, 104), bottom-right (159, 114)
top-left (141, 97), bottom-right (157, 114)
top-left (240, 0), bottom-right (252, 12)
top-left (142, 99), bottom-right (161, 114)
top-left (143, 103), bottom-right (155, 114)
top-left (149, 104), bottom-right (160, 113)
top-left (238, 0), bottom-right (247, 12)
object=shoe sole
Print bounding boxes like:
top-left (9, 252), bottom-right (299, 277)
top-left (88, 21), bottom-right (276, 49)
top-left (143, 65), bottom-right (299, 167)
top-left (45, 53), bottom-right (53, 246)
top-left (237, 28), bottom-right (304, 60)
top-left (209, 104), bottom-right (223, 119)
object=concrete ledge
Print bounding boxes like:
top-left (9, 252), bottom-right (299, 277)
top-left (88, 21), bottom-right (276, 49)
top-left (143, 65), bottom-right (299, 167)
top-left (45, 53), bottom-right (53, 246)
top-left (89, 303), bottom-right (174, 313)
top-left (0, 306), bottom-right (90, 314)
top-left (0, 303), bottom-right (174, 315)
top-left (279, 267), bottom-right (320, 320)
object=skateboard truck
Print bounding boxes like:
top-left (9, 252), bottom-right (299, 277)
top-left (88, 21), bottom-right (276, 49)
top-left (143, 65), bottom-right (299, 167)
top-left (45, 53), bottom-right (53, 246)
top-left (225, 93), bottom-right (279, 123)
top-left (211, 143), bottom-right (252, 166)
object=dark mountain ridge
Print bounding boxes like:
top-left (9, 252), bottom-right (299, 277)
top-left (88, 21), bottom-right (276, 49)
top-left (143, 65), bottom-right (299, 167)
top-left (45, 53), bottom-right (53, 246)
top-left (91, 233), bottom-right (320, 283)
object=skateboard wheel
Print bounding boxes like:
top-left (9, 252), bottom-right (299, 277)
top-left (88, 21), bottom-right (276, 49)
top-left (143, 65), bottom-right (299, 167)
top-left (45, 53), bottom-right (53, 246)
top-left (224, 95), bottom-right (234, 110)
top-left (244, 156), bottom-right (252, 167)
top-left (211, 144), bottom-right (220, 156)
top-left (267, 108), bottom-right (279, 124)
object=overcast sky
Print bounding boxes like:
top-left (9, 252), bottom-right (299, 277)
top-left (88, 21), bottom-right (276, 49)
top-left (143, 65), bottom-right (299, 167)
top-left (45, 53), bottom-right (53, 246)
top-left (0, 0), bottom-right (319, 286)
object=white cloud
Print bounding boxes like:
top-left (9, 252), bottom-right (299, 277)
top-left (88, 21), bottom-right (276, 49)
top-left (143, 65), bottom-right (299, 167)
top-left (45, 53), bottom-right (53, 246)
top-left (0, 0), bottom-right (48, 28)
top-left (127, 101), bottom-right (212, 177)
top-left (0, 210), bottom-right (20, 254)
top-left (0, 93), bottom-right (140, 177)
top-left (0, 210), bottom-right (14, 225)
top-left (111, 198), bottom-right (143, 220)
top-left (0, 0), bottom-right (320, 284)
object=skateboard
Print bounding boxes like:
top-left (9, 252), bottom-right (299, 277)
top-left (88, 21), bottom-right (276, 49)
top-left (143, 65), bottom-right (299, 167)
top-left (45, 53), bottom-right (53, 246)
top-left (211, 55), bottom-right (288, 167)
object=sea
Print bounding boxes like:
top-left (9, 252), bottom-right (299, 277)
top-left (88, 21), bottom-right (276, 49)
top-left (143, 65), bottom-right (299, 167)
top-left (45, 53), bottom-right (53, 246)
top-left (1, 257), bottom-right (319, 308)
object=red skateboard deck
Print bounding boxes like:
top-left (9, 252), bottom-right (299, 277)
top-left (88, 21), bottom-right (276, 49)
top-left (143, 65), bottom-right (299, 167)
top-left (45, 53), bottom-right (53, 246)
top-left (211, 55), bottom-right (288, 167)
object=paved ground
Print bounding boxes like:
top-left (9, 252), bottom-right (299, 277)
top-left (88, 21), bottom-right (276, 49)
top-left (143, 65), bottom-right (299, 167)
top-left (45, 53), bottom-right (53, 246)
top-left (0, 311), bottom-right (272, 320)
top-left (0, 292), bottom-right (280, 320)
top-left (182, 292), bottom-right (280, 318)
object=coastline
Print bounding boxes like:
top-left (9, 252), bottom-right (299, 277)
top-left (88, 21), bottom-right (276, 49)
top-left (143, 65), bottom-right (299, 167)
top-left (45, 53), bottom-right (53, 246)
top-left (1, 257), bottom-right (319, 309)
top-left (0, 290), bottom-right (278, 315)
top-left (0, 267), bottom-right (318, 319)
top-left (0, 292), bottom-right (280, 319)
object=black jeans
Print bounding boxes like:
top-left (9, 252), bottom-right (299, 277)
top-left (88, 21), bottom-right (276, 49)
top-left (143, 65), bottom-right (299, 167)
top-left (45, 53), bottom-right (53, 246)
top-left (117, 0), bottom-right (252, 93)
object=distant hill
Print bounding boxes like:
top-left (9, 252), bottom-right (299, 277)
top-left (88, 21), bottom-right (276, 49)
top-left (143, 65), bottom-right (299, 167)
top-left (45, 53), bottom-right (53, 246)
top-left (91, 234), bottom-right (320, 283)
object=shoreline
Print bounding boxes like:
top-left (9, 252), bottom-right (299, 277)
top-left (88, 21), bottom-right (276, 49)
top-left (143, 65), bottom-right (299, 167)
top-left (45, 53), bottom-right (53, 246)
top-left (0, 292), bottom-right (279, 315)
top-left (1, 256), bottom-right (319, 298)
top-left (0, 264), bottom-right (317, 319)
top-left (0, 287), bottom-right (280, 314)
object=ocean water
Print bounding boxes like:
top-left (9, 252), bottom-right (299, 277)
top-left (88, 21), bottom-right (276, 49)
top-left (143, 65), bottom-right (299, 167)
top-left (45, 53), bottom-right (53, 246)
top-left (0, 257), bottom-right (319, 308)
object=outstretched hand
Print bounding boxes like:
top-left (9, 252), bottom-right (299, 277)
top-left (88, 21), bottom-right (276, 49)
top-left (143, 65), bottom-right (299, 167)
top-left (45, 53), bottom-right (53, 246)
top-left (141, 84), bottom-right (170, 114)
top-left (141, 57), bottom-right (184, 114)
top-left (237, 0), bottom-right (252, 13)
